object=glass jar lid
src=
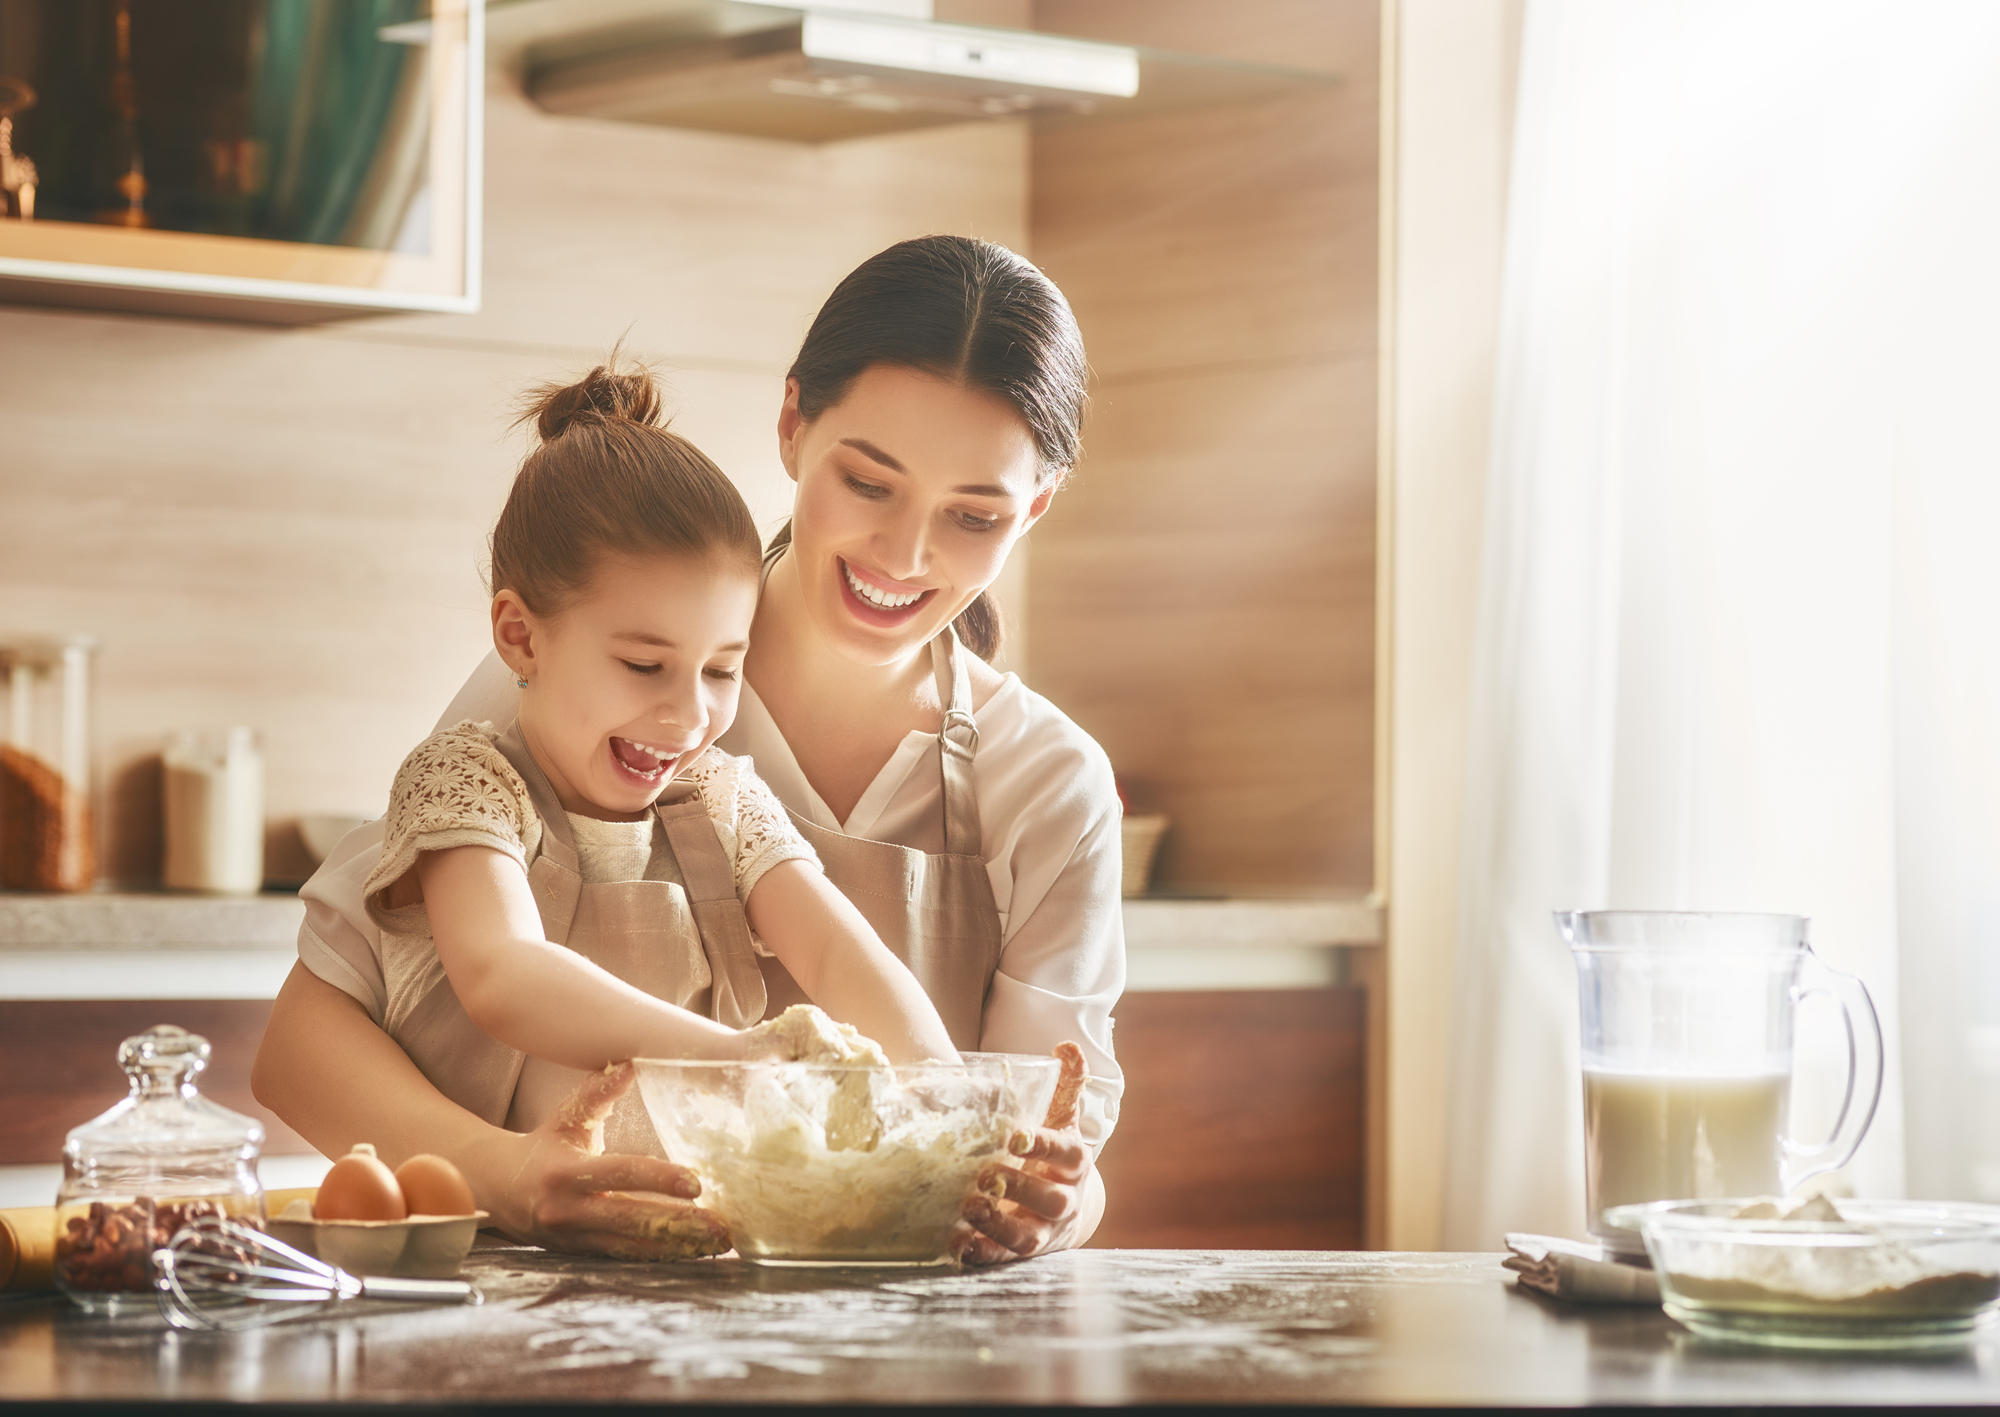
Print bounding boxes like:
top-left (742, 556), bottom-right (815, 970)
top-left (63, 1025), bottom-right (264, 1174)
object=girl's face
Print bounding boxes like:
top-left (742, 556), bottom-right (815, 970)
top-left (778, 363), bottom-right (1056, 666)
top-left (494, 552), bottom-right (760, 820)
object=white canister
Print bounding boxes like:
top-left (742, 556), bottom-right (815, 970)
top-left (162, 728), bottom-right (264, 894)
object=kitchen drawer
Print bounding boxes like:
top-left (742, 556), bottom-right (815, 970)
top-left (0, 999), bottom-right (315, 1165)
top-left (1089, 987), bottom-right (1364, 1249)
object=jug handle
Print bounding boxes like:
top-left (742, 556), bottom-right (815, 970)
top-left (1780, 951), bottom-right (1884, 1191)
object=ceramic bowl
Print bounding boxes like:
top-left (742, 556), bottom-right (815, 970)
top-left (635, 1052), bottom-right (1060, 1265)
top-left (1608, 1198), bottom-right (2000, 1350)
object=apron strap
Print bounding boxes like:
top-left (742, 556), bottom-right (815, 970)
top-left (653, 792), bottom-right (768, 1029)
top-left (491, 722), bottom-right (582, 940)
top-left (931, 628), bottom-right (982, 858)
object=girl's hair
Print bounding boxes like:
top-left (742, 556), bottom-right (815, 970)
top-left (769, 234), bottom-right (1088, 661)
top-left (490, 360), bottom-right (763, 616)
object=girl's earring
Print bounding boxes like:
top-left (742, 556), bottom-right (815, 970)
top-left (515, 676), bottom-right (529, 688)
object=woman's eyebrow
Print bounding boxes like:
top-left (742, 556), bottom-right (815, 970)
top-left (838, 437), bottom-right (1012, 497)
top-left (839, 437), bottom-right (905, 472)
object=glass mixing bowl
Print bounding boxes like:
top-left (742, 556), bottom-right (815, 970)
top-left (634, 1052), bottom-right (1061, 1265)
top-left (1609, 1198), bottom-right (2000, 1350)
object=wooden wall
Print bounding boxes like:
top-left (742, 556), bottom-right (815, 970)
top-left (1026, 1), bottom-right (1379, 894)
top-left (0, 85), bottom-right (1028, 888)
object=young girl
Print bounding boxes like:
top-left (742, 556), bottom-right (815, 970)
top-left (353, 362), bottom-right (959, 1161)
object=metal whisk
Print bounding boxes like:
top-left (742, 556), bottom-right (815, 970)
top-left (153, 1214), bottom-right (483, 1331)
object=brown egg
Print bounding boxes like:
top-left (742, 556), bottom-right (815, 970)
top-left (314, 1143), bottom-right (408, 1222)
top-left (395, 1153), bottom-right (476, 1217)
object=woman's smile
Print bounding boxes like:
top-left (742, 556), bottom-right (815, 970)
top-left (838, 557), bottom-right (936, 627)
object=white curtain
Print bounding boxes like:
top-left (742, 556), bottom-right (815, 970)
top-left (1443, 0), bottom-right (2000, 1246)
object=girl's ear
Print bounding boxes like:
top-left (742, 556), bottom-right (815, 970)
top-left (776, 378), bottom-right (806, 483)
top-left (492, 590), bottom-right (537, 682)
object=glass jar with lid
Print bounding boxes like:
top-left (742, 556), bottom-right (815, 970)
top-left (0, 634), bottom-right (98, 893)
top-left (55, 1025), bottom-right (265, 1313)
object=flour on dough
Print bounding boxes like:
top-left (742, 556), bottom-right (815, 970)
top-left (742, 1004), bottom-right (890, 1152)
top-left (743, 1003), bottom-right (891, 1068)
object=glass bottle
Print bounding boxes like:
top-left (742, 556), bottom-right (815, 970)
top-left (55, 1026), bottom-right (266, 1314)
top-left (0, 635), bottom-right (98, 893)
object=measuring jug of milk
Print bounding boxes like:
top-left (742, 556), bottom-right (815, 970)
top-left (1558, 911), bottom-right (1883, 1252)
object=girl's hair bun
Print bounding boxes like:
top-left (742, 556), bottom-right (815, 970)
top-left (522, 362), bottom-right (663, 442)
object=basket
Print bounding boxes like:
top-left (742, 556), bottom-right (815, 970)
top-left (1120, 814), bottom-right (1170, 898)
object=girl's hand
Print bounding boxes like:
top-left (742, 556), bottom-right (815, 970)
top-left (472, 1061), bottom-right (731, 1260)
top-left (954, 1043), bottom-right (1097, 1265)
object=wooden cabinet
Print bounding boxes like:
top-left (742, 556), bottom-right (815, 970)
top-left (0, 998), bottom-right (312, 1167)
top-left (0, 0), bottom-right (480, 323)
top-left (1091, 988), bottom-right (1366, 1250)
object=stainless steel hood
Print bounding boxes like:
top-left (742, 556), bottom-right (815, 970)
top-left (488, 0), bottom-right (1337, 144)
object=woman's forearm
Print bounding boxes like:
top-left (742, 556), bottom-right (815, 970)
top-left (746, 860), bottom-right (959, 1063)
top-left (252, 962), bottom-right (715, 1250)
top-left (253, 963), bottom-right (524, 1211)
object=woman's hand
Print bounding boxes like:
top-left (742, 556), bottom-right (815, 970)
top-left (469, 1062), bottom-right (731, 1260)
top-left (953, 1043), bottom-right (1100, 1265)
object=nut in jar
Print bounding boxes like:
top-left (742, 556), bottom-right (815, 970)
top-left (55, 1197), bottom-right (255, 1298)
top-left (56, 1026), bottom-right (266, 1314)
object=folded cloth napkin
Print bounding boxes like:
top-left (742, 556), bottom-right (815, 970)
top-left (1503, 1233), bottom-right (1661, 1306)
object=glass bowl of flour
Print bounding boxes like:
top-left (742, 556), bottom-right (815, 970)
top-left (635, 1042), bottom-right (1061, 1266)
top-left (1611, 1196), bottom-right (2000, 1349)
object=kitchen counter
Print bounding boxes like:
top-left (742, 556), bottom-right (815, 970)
top-left (0, 892), bottom-right (1381, 997)
top-left (1, 1246), bottom-right (1992, 1408)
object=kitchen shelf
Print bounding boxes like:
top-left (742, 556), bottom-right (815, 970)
top-left (0, 890), bottom-right (1379, 998)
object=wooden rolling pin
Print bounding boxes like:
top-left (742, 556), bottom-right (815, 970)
top-left (1, 1187), bottom-right (319, 1292)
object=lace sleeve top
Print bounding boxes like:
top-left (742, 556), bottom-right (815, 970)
top-left (360, 720), bottom-right (817, 925)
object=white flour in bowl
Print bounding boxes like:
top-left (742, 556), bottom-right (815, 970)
top-left (663, 1007), bottom-right (1027, 1263)
top-left (1664, 1196), bottom-right (2000, 1317)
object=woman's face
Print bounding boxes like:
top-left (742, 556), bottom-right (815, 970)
top-left (494, 552), bottom-right (760, 820)
top-left (778, 363), bottom-right (1055, 666)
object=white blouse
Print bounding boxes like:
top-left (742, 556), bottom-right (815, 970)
top-left (435, 650), bottom-right (1128, 1151)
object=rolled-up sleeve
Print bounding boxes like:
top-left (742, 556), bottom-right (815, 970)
top-left (978, 794), bottom-right (1126, 1155)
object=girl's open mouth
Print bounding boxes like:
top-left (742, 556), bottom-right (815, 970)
top-left (609, 736), bottom-right (681, 786)
top-left (839, 558), bottom-right (934, 628)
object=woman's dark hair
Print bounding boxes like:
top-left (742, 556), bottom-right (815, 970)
top-left (491, 360), bottom-right (763, 616)
top-left (769, 234), bottom-right (1088, 661)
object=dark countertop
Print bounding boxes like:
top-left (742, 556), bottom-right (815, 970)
top-left (3, 1246), bottom-right (1998, 1408)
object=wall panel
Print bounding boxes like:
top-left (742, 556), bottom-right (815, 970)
top-left (0, 89), bottom-right (1028, 887)
top-left (1028, 0), bottom-right (1379, 892)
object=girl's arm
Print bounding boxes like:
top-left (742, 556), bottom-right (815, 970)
top-left (250, 962), bottom-right (727, 1256)
top-left (415, 845), bottom-right (746, 1067)
top-left (744, 859), bottom-right (960, 1064)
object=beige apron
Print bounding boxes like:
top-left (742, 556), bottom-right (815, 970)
top-left (383, 723), bottom-right (766, 1143)
top-left (755, 629), bottom-right (1005, 1052)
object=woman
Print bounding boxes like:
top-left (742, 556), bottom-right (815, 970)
top-left (253, 236), bottom-right (1124, 1264)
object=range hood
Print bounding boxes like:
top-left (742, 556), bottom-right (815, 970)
top-left (491, 0), bottom-right (1336, 144)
